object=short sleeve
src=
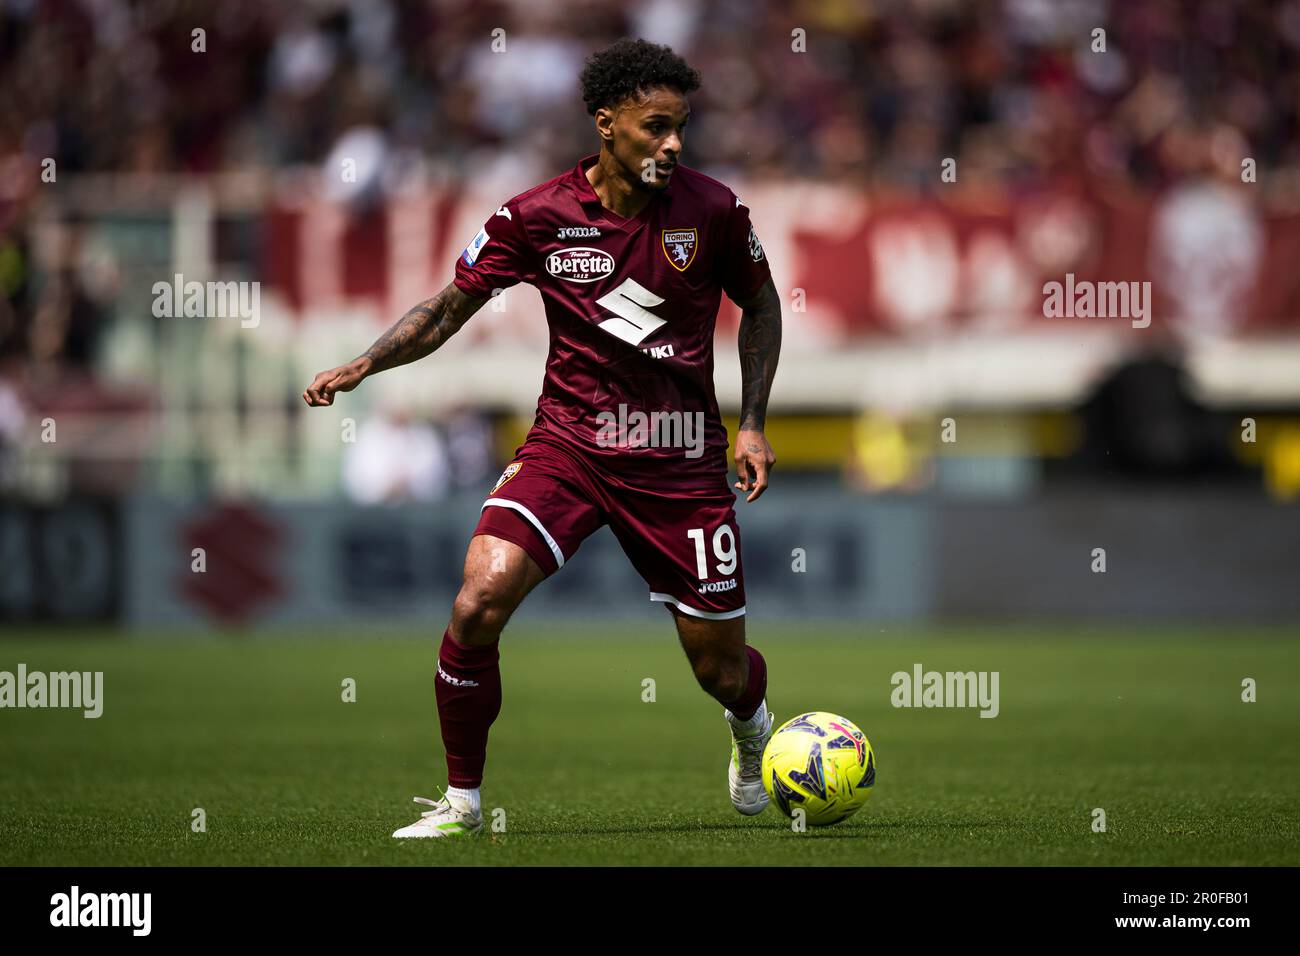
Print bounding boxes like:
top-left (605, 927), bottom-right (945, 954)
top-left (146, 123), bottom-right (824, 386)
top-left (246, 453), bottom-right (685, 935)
top-left (453, 201), bottom-right (537, 298)
top-left (719, 192), bottom-right (772, 304)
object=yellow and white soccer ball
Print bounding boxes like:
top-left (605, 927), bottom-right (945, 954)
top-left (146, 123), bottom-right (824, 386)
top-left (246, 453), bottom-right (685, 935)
top-left (761, 712), bottom-right (875, 825)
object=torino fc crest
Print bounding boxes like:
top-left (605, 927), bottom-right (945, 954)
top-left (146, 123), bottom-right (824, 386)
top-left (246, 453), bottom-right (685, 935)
top-left (491, 462), bottom-right (522, 493)
top-left (662, 228), bottom-right (698, 271)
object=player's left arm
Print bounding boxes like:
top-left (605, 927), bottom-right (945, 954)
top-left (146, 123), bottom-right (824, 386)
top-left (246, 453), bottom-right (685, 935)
top-left (733, 276), bottom-right (782, 502)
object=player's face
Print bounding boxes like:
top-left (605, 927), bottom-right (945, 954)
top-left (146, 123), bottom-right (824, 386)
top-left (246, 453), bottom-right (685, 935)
top-left (604, 87), bottom-right (689, 192)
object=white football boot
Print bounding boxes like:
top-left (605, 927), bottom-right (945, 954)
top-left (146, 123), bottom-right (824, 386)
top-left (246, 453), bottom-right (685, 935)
top-left (391, 789), bottom-right (483, 838)
top-left (726, 701), bottom-right (774, 815)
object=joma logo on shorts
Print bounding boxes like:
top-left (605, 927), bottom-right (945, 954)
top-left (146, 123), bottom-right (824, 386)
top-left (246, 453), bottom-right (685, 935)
top-left (698, 578), bottom-right (737, 594)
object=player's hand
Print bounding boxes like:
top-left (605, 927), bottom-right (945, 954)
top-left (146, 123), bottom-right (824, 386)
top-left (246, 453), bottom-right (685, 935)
top-left (302, 357), bottom-right (371, 407)
top-left (734, 429), bottom-right (775, 503)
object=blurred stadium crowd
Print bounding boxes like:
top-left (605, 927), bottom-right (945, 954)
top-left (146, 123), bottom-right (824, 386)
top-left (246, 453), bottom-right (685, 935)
top-left (2, 0), bottom-right (1299, 500)
top-left (4, 0), bottom-right (1300, 361)
top-left (7, 0), bottom-right (1300, 185)
top-left (4, 0), bottom-right (1300, 186)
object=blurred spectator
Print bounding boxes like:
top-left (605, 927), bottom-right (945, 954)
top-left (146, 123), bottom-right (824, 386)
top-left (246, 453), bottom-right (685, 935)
top-left (1078, 349), bottom-right (1233, 477)
top-left (0, 373), bottom-right (26, 489)
top-left (342, 408), bottom-right (450, 503)
top-left (1, 219), bottom-right (111, 381)
top-left (443, 405), bottom-right (495, 492)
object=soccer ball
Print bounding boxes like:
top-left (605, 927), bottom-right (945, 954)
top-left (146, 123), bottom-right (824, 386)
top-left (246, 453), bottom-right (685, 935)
top-left (762, 712), bottom-right (875, 826)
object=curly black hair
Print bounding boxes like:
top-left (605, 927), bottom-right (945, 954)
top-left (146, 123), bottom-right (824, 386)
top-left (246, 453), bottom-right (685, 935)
top-left (579, 38), bottom-right (702, 115)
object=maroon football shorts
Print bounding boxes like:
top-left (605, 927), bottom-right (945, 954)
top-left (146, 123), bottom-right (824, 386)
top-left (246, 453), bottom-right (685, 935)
top-left (473, 436), bottom-right (746, 620)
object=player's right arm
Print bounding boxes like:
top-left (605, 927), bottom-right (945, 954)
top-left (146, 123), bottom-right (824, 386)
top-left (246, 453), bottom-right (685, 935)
top-left (304, 197), bottom-right (532, 406)
top-left (301, 282), bottom-right (487, 406)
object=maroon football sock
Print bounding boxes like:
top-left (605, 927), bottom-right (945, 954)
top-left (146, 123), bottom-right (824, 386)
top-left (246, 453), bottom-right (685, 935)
top-left (724, 645), bottom-right (767, 721)
top-left (434, 629), bottom-right (502, 789)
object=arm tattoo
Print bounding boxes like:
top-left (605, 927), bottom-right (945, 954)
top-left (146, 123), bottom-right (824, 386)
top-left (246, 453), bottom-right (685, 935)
top-left (736, 278), bottom-right (782, 432)
top-left (360, 283), bottom-right (486, 374)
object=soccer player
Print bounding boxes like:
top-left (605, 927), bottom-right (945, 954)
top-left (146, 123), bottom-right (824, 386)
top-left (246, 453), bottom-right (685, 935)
top-left (303, 38), bottom-right (783, 837)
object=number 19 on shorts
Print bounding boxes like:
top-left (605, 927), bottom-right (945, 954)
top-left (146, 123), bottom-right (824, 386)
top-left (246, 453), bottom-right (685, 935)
top-left (687, 525), bottom-right (738, 580)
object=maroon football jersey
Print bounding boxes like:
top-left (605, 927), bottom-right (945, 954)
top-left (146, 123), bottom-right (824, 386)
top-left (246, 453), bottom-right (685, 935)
top-left (453, 153), bottom-right (771, 493)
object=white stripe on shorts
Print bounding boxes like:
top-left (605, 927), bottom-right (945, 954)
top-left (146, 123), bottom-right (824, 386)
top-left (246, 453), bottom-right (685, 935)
top-left (650, 592), bottom-right (746, 620)
top-left (482, 497), bottom-right (566, 569)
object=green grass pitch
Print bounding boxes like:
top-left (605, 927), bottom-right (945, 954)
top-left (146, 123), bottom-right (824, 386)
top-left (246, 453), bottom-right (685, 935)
top-left (1, 624), bottom-right (1298, 866)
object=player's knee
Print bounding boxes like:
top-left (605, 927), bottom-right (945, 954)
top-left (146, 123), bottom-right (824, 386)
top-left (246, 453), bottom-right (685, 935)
top-left (693, 656), bottom-right (746, 702)
top-left (451, 582), bottom-right (515, 641)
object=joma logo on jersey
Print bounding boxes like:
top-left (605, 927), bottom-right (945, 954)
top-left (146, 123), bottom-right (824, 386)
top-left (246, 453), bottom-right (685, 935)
top-left (558, 226), bottom-right (601, 239)
top-left (662, 229), bottom-right (698, 271)
top-left (546, 247), bottom-right (615, 282)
